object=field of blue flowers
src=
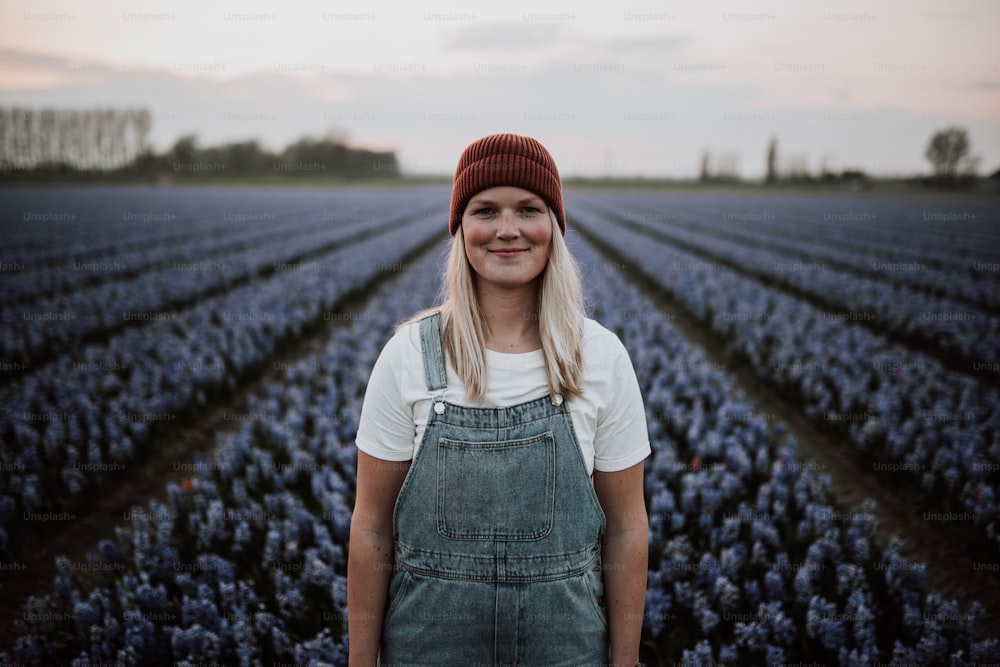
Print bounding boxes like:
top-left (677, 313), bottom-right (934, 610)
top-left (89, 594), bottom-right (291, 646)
top-left (1, 185), bottom-right (998, 665)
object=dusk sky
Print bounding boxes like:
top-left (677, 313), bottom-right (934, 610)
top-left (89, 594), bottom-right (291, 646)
top-left (1, 0), bottom-right (998, 179)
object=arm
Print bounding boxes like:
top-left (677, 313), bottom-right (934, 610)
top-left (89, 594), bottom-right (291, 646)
top-left (347, 450), bottom-right (411, 667)
top-left (593, 460), bottom-right (648, 667)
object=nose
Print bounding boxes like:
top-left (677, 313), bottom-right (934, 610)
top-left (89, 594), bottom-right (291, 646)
top-left (497, 209), bottom-right (519, 238)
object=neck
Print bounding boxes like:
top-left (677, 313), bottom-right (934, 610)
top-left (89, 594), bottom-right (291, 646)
top-left (476, 280), bottom-right (541, 352)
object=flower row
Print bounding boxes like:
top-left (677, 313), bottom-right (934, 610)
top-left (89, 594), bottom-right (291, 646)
top-left (576, 193), bottom-right (999, 373)
top-left (567, 201), bottom-right (1000, 553)
top-left (0, 189), bottom-right (445, 556)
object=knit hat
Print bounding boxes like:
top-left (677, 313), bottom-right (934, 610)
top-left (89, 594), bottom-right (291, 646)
top-left (449, 133), bottom-right (565, 235)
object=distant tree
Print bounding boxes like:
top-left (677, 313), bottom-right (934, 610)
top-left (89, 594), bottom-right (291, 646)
top-left (266, 134), bottom-right (396, 180)
top-left (925, 126), bottom-right (977, 180)
top-left (169, 134), bottom-right (199, 167)
top-left (839, 169), bottom-right (871, 190)
top-left (765, 137), bottom-right (777, 183)
top-left (133, 109), bottom-right (151, 155)
top-left (0, 106), bottom-right (151, 170)
top-left (699, 150), bottom-right (739, 182)
top-left (781, 153), bottom-right (811, 182)
top-left (201, 140), bottom-right (266, 175)
top-left (716, 151), bottom-right (739, 181)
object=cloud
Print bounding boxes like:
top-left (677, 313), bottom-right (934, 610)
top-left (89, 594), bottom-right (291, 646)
top-left (441, 25), bottom-right (691, 72)
top-left (968, 80), bottom-right (1000, 91)
top-left (1, 46), bottom-right (998, 178)
top-left (0, 48), bottom-right (72, 69)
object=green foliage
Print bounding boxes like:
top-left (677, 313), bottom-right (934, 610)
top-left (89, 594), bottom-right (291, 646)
top-left (0, 105), bottom-right (401, 183)
top-left (924, 126), bottom-right (978, 181)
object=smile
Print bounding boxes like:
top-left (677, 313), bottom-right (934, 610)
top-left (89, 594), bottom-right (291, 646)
top-left (489, 249), bottom-right (528, 257)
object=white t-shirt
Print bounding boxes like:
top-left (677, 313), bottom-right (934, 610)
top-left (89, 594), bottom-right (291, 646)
top-left (355, 316), bottom-right (651, 475)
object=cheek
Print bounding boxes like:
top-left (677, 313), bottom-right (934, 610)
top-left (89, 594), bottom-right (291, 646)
top-left (463, 235), bottom-right (483, 262)
top-left (527, 225), bottom-right (553, 249)
top-left (539, 245), bottom-right (552, 266)
top-left (461, 222), bottom-right (490, 249)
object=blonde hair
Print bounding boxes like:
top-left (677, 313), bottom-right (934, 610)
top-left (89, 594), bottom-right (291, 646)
top-left (399, 208), bottom-right (585, 404)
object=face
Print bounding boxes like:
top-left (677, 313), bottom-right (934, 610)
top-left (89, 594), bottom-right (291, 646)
top-left (460, 186), bottom-right (553, 291)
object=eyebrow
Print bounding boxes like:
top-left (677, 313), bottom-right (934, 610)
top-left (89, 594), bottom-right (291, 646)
top-left (468, 196), bottom-right (545, 206)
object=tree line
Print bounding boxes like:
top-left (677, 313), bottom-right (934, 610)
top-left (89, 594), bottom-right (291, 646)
top-left (0, 107), bottom-right (151, 171)
top-left (0, 106), bottom-right (400, 182)
top-left (0, 106), bottom-right (988, 187)
top-left (699, 127), bottom-right (987, 189)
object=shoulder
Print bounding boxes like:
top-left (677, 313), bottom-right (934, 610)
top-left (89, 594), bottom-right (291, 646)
top-left (579, 316), bottom-right (636, 382)
top-left (374, 315), bottom-right (430, 367)
top-left (580, 316), bottom-right (629, 359)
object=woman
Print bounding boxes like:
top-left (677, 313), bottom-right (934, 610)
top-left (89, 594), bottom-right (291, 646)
top-left (347, 133), bottom-right (650, 666)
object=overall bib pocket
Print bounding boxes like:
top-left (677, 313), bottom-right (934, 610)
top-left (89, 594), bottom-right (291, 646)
top-left (436, 431), bottom-right (556, 540)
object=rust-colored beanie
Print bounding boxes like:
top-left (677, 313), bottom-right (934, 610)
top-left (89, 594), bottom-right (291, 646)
top-left (449, 133), bottom-right (565, 236)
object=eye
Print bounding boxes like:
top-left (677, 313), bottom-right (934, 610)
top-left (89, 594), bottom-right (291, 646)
top-left (472, 207), bottom-right (495, 216)
top-left (521, 206), bottom-right (541, 215)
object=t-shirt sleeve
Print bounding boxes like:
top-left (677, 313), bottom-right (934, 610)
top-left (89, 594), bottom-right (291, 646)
top-left (354, 330), bottom-right (417, 462)
top-left (593, 335), bottom-right (651, 473)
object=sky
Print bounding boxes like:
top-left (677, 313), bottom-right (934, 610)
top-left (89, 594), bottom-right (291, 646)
top-left (1, 0), bottom-right (998, 179)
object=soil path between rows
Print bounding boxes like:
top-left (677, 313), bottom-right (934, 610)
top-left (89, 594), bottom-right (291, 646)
top-left (573, 218), bottom-right (1000, 641)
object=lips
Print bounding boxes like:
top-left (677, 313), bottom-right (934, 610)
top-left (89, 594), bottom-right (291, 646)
top-left (489, 248), bottom-right (527, 257)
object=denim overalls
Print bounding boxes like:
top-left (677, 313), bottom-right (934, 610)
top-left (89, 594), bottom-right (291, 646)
top-left (380, 311), bottom-right (609, 666)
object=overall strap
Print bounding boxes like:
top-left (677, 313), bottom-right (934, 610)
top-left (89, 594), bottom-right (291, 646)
top-left (418, 311), bottom-right (449, 393)
top-left (418, 310), bottom-right (582, 397)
